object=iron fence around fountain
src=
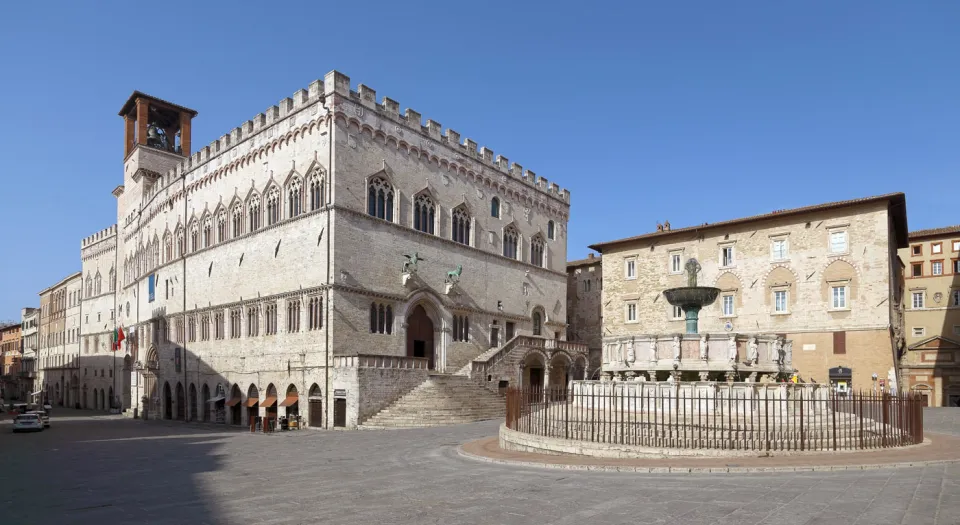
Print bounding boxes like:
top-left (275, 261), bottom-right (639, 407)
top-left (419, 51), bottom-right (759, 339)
top-left (504, 385), bottom-right (924, 452)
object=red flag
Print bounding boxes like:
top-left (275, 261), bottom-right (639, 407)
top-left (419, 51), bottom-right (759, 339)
top-left (114, 326), bottom-right (125, 351)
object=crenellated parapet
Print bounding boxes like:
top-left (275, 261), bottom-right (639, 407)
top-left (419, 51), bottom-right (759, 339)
top-left (323, 70), bottom-right (570, 206)
top-left (81, 225), bottom-right (118, 262)
top-left (81, 225), bottom-right (118, 248)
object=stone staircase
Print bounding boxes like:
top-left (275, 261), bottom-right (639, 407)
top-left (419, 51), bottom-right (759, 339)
top-left (359, 374), bottom-right (505, 429)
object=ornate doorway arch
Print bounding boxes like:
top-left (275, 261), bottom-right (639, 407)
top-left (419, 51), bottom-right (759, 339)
top-left (406, 304), bottom-right (435, 369)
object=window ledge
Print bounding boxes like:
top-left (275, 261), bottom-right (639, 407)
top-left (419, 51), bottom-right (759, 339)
top-left (771, 311), bottom-right (791, 316)
top-left (719, 265), bottom-right (737, 270)
top-left (828, 308), bottom-right (851, 313)
top-left (624, 320), bottom-right (639, 325)
top-left (828, 252), bottom-right (851, 258)
top-left (719, 315), bottom-right (738, 319)
top-left (625, 276), bottom-right (637, 281)
top-left (770, 259), bottom-right (790, 264)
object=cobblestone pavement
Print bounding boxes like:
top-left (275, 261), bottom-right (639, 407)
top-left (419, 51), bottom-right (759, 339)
top-left (0, 408), bottom-right (957, 524)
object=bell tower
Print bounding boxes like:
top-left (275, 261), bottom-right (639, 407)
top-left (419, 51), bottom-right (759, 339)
top-left (119, 92), bottom-right (198, 159)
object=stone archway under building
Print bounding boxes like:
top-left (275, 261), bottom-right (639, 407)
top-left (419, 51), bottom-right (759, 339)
top-left (202, 384), bottom-right (211, 422)
top-left (175, 383), bottom-right (185, 420)
top-left (521, 351), bottom-right (547, 391)
top-left (189, 383), bottom-right (198, 421)
top-left (163, 382), bottom-right (172, 420)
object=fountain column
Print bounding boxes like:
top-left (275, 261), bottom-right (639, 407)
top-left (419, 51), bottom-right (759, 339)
top-left (684, 306), bottom-right (701, 334)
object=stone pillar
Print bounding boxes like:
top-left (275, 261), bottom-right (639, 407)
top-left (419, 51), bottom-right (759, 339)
top-left (699, 371), bottom-right (710, 382)
top-left (725, 371), bottom-right (736, 383)
top-left (542, 364), bottom-right (552, 401)
top-left (625, 371), bottom-right (636, 381)
top-left (437, 326), bottom-right (450, 373)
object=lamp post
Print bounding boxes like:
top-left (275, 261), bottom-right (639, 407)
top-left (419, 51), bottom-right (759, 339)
top-left (872, 373), bottom-right (878, 395)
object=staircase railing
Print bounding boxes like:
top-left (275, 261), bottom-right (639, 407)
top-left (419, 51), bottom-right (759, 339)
top-left (470, 335), bottom-right (589, 381)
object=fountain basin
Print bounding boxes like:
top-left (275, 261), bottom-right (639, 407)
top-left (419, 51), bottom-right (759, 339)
top-left (663, 287), bottom-right (720, 308)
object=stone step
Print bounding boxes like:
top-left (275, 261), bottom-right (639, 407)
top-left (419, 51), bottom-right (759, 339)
top-left (361, 374), bottom-right (507, 429)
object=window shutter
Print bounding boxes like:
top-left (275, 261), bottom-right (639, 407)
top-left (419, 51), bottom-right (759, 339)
top-left (833, 331), bottom-right (846, 354)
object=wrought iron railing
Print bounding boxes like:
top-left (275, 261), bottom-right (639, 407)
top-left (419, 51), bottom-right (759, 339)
top-left (505, 385), bottom-right (924, 452)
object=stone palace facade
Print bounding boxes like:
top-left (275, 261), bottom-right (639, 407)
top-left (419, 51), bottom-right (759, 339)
top-left (49, 70), bottom-right (585, 429)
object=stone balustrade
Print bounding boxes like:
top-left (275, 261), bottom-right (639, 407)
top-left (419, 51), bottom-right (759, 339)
top-left (333, 354), bottom-right (430, 370)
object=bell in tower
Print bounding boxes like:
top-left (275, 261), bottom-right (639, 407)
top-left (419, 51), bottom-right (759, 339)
top-left (119, 92), bottom-right (198, 159)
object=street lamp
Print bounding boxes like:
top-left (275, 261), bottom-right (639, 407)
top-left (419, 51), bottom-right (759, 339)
top-left (872, 372), bottom-right (878, 395)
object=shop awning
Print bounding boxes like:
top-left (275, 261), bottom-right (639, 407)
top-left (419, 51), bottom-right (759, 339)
top-left (225, 396), bottom-right (241, 407)
top-left (260, 395), bottom-right (277, 407)
top-left (279, 394), bottom-right (299, 407)
top-left (245, 397), bottom-right (260, 407)
top-left (206, 396), bottom-right (225, 404)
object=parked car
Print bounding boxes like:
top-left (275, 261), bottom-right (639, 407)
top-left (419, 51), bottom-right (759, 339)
top-left (27, 411), bottom-right (50, 428)
top-left (12, 413), bottom-right (44, 433)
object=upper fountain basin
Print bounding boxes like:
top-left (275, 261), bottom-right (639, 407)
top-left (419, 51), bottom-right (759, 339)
top-left (663, 287), bottom-right (721, 308)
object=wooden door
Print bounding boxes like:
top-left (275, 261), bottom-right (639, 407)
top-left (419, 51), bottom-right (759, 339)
top-left (334, 398), bottom-right (346, 427)
top-left (309, 399), bottom-right (323, 428)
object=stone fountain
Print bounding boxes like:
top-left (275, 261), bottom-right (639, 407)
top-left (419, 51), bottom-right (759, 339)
top-left (662, 258), bottom-right (719, 335)
top-left (599, 257), bottom-right (793, 383)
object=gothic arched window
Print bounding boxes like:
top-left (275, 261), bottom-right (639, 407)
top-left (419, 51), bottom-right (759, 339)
top-left (232, 205), bottom-right (243, 238)
top-left (452, 205), bottom-right (471, 246)
top-left (367, 177), bottom-right (393, 221)
top-left (288, 177), bottom-right (302, 218)
top-left (547, 220), bottom-right (555, 240)
top-left (152, 236), bottom-right (160, 267)
top-left (532, 309), bottom-right (543, 336)
top-left (94, 272), bottom-right (102, 295)
top-left (266, 187), bottom-right (281, 226)
top-left (503, 225), bottom-right (519, 260)
top-left (108, 267), bottom-right (115, 292)
top-left (491, 197), bottom-right (501, 218)
top-left (85, 275), bottom-right (93, 297)
top-left (530, 235), bottom-right (545, 267)
top-left (217, 209), bottom-right (227, 243)
top-left (202, 217), bottom-right (212, 248)
top-left (175, 226), bottom-right (184, 257)
top-left (414, 194), bottom-right (435, 234)
top-left (164, 233), bottom-right (172, 262)
top-left (248, 195), bottom-right (261, 232)
top-left (309, 170), bottom-right (325, 211)
top-left (189, 222), bottom-right (199, 253)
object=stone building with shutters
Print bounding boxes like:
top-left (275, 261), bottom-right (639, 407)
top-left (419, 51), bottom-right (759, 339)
top-left (898, 225), bottom-right (960, 406)
top-left (65, 70), bottom-right (584, 429)
top-left (37, 272), bottom-right (82, 407)
top-left (588, 194), bottom-right (908, 391)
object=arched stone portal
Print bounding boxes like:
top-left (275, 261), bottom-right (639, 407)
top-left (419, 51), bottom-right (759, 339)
top-left (406, 304), bottom-right (435, 369)
top-left (522, 352), bottom-right (546, 390)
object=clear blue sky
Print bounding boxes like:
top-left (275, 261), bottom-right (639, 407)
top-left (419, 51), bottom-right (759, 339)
top-left (1, 1), bottom-right (957, 320)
